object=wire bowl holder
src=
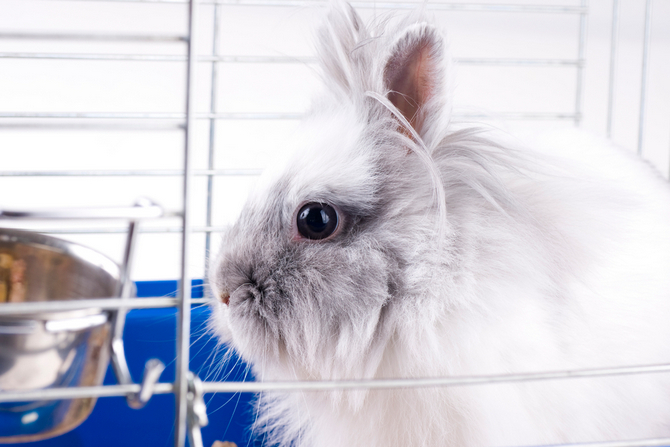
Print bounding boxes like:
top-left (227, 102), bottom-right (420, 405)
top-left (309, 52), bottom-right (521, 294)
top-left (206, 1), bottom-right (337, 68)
top-left (0, 200), bottom-right (174, 443)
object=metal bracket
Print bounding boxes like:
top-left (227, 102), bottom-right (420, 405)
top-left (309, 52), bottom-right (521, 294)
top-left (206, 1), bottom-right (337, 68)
top-left (0, 198), bottom-right (166, 409)
top-left (109, 199), bottom-right (166, 408)
top-left (129, 358), bottom-right (166, 409)
top-left (187, 372), bottom-right (209, 447)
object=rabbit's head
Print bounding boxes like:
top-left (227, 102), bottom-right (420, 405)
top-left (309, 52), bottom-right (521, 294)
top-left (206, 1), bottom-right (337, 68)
top-left (209, 2), bottom-right (456, 385)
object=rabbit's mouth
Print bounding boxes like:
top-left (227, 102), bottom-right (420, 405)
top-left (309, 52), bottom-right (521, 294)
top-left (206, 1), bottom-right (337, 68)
top-left (222, 287), bottom-right (285, 363)
top-left (228, 280), bottom-right (290, 342)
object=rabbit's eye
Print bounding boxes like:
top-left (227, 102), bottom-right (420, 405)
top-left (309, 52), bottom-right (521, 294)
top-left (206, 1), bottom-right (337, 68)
top-left (296, 202), bottom-right (339, 240)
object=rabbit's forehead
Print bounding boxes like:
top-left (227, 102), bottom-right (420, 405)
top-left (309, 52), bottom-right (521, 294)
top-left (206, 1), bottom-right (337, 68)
top-left (254, 108), bottom-right (378, 209)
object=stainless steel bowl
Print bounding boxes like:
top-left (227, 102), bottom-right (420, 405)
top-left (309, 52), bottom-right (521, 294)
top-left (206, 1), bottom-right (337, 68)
top-left (0, 228), bottom-right (121, 443)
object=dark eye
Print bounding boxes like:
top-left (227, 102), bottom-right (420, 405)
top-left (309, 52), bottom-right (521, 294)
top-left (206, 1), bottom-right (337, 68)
top-left (296, 202), bottom-right (339, 240)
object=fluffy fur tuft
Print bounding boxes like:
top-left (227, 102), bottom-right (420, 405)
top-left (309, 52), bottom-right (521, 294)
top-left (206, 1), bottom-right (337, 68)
top-left (209, 3), bottom-right (670, 446)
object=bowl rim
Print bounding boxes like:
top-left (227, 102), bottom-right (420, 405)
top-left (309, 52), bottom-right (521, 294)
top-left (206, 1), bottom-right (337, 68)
top-left (0, 228), bottom-right (121, 285)
top-left (0, 228), bottom-right (123, 323)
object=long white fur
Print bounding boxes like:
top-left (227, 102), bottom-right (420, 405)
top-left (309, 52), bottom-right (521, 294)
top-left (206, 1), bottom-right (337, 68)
top-left (209, 2), bottom-right (670, 446)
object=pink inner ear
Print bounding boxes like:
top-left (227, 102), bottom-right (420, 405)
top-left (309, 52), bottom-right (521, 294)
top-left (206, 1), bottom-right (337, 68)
top-left (385, 39), bottom-right (434, 137)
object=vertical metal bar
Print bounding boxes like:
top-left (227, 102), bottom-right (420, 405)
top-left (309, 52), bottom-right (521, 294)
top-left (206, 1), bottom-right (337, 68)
top-left (110, 220), bottom-right (138, 388)
top-left (637, 0), bottom-right (653, 156)
top-left (574, 0), bottom-right (589, 127)
top-left (204, 3), bottom-right (221, 283)
top-left (175, 0), bottom-right (198, 445)
top-left (606, 0), bottom-right (619, 138)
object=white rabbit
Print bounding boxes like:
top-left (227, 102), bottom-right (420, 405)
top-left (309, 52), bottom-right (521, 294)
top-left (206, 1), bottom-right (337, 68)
top-left (209, 2), bottom-right (670, 446)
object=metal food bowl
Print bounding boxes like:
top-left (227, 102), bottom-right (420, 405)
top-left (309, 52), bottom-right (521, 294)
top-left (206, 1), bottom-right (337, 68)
top-left (0, 228), bottom-right (121, 443)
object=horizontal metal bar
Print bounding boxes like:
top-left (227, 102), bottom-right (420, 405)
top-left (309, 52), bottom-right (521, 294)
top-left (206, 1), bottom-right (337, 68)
top-left (0, 112), bottom-right (301, 120)
top-left (54, 0), bottom-right (588, 14)
top-left (211, 56), bottom-right (585, 67)
top-left (455, 58), bottom-right (584, 67)
top-left (0, 396), bottom-right (665, 447)
top-left (0, 169), bottom-right (262, 177)
top-left (0, 201), bottom-right (162, 220)
top-left (0, 53), bottom-right (188, 62)
top-left (0, 122), bottom-right (184, 130)
top-left (0, 53), bottom-right (584, 67)
top-left (7, 225), bottom-right (227, 234)
top-left (0, 297), bottom-right (176, 314)
top-left (0, 32), bottom-right (186, 42)
top-left (0, 297), bottom-right (209, 315)
top-left (1, 363), bottom-right (666, 410)
top-left (0, 112), bottom-right (187, 119)
top-left (456, 112), bottom-right (579, 121)
top-left (0, 112), bottom-right (576, 121)
top-left (0, 53), bottom-right (312, 63)
top-left (201, 362), bottom-right (670, 394)
top-left (0, 397), bottom-right (665, 447)
top-left (0, 383), bottom-right (174, 403)
top-left (528, 438), bottom-right (670, 447)
top-left (200, 54), bottom-right (312, 63)
top-left (260, 1), bottom-right (587, 13)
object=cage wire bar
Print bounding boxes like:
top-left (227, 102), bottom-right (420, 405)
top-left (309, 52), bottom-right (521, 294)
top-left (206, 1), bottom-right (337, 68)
top-left (574, 0), bottom-right (588, 126)
top-left (1, 1), bottom-right (668, 447)
top-left (204, 1), bottom-right (221, 276)
top-left (606, 0), bottom-right (619, 138)
top-left (175, 0), bottom-right (198, 444)
top-left (4, 361), bottom-right (670, 402)
top-left (637, 0), bottom-right (653, 156)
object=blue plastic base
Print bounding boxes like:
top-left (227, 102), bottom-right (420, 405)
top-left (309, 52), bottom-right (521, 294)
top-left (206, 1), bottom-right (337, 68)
top-left (2, 280), bottom-right (260, 447)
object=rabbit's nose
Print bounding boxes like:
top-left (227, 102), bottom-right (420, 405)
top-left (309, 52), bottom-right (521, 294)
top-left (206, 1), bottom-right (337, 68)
top-left (220, 291), bottom-right (230, 306)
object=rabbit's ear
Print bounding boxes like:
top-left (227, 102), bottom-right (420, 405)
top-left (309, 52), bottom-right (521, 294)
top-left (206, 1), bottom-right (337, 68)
top-left (384, 23), bottom-right (449, 143)
top-left (316, 1), bottom-right (368, 97)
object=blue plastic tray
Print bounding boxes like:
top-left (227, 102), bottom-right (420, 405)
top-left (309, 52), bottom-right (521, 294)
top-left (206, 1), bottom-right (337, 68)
top-left (2, 280), bottom-right (260, 447)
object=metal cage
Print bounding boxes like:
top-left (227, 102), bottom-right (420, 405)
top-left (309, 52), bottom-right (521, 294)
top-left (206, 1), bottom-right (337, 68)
top-left (0, 1), bottom-right (668, 446)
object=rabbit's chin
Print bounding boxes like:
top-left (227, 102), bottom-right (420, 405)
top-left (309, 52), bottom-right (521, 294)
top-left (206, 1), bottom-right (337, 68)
top-left (210, 291), bottom-right (396, 381)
